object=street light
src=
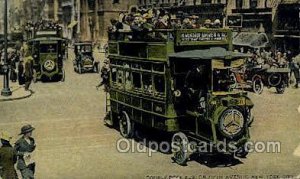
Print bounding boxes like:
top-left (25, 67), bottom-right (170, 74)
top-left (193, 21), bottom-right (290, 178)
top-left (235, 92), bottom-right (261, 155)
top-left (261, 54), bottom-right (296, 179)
top-left (1, 0), bottom-right (12, 96)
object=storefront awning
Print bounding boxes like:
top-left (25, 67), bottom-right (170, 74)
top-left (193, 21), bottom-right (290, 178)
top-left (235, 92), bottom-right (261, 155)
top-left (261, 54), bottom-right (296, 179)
top-left (67, 21), bottom-right (78, 29)
top-left (233, 32), bottom-right (269, 48)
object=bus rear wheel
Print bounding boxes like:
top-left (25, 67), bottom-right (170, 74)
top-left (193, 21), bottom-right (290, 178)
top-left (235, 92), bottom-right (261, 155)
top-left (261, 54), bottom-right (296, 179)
top-left (119, 111), bottom-right (134, 138)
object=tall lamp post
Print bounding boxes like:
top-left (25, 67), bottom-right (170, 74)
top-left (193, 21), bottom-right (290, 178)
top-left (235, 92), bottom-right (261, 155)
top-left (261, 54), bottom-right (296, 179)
top-left (1, 0), bottom-right (12, 96)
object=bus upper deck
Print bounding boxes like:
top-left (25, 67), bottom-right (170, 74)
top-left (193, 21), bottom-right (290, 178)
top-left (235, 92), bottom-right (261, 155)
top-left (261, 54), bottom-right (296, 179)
top-left (108, 28), bottom-right (233, 61)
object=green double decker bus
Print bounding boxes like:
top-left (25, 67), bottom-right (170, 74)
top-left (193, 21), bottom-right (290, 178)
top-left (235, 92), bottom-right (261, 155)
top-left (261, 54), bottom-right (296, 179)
top-left (105, 28), bottom-right (254, 165)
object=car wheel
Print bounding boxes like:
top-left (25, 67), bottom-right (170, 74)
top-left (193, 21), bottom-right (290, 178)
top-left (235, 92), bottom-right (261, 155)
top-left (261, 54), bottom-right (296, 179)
top-left (268, 73), bottom-right (282, 87)
top-left (252, 77), bottom-right (264, 94)
top-left (172, 132), bottom-right (190, 166)
top-left (119, 111), bottom-right (134, 138)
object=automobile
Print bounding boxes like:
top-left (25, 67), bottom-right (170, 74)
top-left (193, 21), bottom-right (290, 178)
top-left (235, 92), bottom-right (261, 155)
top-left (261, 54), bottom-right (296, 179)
top-left (105, 28), bottom-right (254, 165)
top-left (73, 42), bottom-right (99, 74)
top-left (231, 61), bottom-right (290, 94)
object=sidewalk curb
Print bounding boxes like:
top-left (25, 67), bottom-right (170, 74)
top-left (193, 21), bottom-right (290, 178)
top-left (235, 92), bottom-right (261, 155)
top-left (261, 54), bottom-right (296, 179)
top-left (0, 89), bottom-right (33, 102)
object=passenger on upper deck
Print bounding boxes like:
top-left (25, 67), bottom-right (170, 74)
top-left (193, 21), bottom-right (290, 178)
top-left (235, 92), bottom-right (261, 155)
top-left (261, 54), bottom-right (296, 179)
top-left (108, 7), bottom-right (224, 41)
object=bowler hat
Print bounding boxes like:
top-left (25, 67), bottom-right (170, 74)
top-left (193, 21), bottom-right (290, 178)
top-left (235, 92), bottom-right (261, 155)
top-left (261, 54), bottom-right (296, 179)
top-left (0, 131), bottom-right (12, 142)
top-left (19, 124), bottom-right (35, 135)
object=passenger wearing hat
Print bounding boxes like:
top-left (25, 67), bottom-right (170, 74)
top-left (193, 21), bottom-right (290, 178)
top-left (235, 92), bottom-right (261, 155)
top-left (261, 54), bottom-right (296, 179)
top-left (203, 19), bottom-right (212, 28)
top-left (213, 19), bottom-right (221, 28)
top-left (0, 131), bottom-right (18, 179)
top-left (170, 14), bottom-right (181, 29)
top-left (14, 125), bottom-right (36, 179)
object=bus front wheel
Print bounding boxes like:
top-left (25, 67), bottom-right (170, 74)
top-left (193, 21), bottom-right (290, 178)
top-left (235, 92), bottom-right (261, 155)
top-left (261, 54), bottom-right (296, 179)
top-left (172, 132), bottom-right (190, 166)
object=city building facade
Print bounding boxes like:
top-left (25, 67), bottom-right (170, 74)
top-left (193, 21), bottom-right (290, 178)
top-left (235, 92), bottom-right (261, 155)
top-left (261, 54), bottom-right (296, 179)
top-left (273, 0), bottom-right (300, 53)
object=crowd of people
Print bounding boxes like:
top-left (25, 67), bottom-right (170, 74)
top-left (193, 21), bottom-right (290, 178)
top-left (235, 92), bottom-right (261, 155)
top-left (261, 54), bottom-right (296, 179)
top-left (242, 48), bottom-right (300, 88)
top-left (0, 43), bottom-right (34, 91)
top-left (24, 20), bottom-right (62, 33)
top-left (108, 7), bottom-right (223, 41)
top-left (245, 49), bottom-right (292, 67)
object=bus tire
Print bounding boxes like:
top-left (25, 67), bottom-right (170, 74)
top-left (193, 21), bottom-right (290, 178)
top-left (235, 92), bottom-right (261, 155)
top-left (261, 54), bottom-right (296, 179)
top-left (119, 111), bottom-right (134, 138)
top-left (172, 132), bottom-right (190, 166)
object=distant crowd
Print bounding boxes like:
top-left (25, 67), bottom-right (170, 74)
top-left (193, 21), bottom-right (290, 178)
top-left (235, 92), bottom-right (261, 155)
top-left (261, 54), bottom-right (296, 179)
top-left (24, 20), bottom-right (62, 38)
top-left (245, 49), bottom-right (293, 68)
top-left (242, 48), bottom-right (300, 88)
top-left (108, 7), bottom-right (223, 41)
top-left (0, 43), bottom-right (35, 91)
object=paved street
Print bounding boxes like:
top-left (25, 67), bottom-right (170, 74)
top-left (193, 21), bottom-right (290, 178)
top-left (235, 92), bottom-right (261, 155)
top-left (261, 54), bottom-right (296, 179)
top-left (0, 49), bottom-right (300, 179)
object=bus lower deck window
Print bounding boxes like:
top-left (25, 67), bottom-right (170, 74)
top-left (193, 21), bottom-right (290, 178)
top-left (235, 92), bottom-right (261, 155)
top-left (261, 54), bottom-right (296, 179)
top-left (154, 75), bottom-right (165, 94)
top-left (132, 72), bottom-right (141, 89)
top-left (143, 74), bottom-right (153, 93)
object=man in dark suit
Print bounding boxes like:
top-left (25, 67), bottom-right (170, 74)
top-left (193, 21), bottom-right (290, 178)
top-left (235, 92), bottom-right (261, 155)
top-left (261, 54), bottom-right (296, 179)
top-left (14, 125), bottom-right (36, 179)
top-left (18, 60), bottom-right (25, 85)
top-left (0, 131), bottom-right (18, 179)
top-left (24, 58), bottom-right (33, 91)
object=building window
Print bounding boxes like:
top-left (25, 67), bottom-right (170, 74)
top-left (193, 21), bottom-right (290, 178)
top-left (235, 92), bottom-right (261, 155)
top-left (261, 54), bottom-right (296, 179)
top-left (236, 0), bottom-right (242, 9)
top-left (154, 75), bottom-right (165, 94)
top-left (250, 0), bottom-right (258, 8)
top-left (113, 0), bottom-right (119, 4)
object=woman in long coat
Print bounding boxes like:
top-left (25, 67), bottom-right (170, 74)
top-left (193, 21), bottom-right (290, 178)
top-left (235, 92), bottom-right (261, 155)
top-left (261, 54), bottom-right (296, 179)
top-left (14, 125), bottom-right (36, 179)
top-left (0, 131), bottom-right (18, 179)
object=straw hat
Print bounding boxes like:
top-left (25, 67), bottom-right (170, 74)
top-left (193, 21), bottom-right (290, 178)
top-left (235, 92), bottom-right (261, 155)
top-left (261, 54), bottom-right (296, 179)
top-left (204, 19), bottom-right (212, 24)
top-left (189, 15), bottom-right (199, 19)
top-left (170, 14), bottom-right (178, 20)
top-left (0, 131), bottom-right (12, 142)
top-left (134, 13), bottom-right (142, 17)
top-left (214, 19), bottom-right (221, 25)
top-left (143, 13), bottom-right (153, 19)
top-left (104, 59), bottom-right (109, 64)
